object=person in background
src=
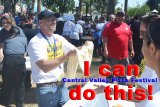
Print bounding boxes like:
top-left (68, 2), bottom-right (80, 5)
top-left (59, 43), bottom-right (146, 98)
top-left (55, 17), bottom-right (64, 35)
top-left (62, 18), bottom-right (75, 41)
top-left (101, 14), bottom-right (115, 63)
top-left (151, 9), bottom-right (158, 15)
top-left (94, 14), bottom-right (160, 107)
top-left (14, 12), bottom-right (21, 26)
top-left (130, 14), bottom-right (143, 65)
top-left (93, 22), bottom-right (103, 57)
top-left (70, 20), bottom-right (84, 47)
top-left (84, 19), bottom-right (91, 36)
top-left (18, 16), bottom-right (27, 30)
top-left (102, 11), bottom-right (134, 85)
top-left (23, 23), bottom-right (40, 92)
top-left (0, 14), bottom-right (27, 107)
top-left (27, 10), bottom-right (76, 107)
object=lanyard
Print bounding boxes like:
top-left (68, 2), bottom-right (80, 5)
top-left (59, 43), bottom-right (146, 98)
top-left (40, 31), bottom-right (61, 69)
top-left (40, 31), bottom-right (57, 57)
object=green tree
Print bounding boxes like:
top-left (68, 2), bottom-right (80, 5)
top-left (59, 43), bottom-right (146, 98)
top-left (146, 0), bottom-right (158, 10)
top-left (82, 0), bottom-right (109, 17)
top-left (127, 4), bottom-right (150, 17)
top-left (93, 0), bottom-right (106, 16)
top-left (107, 0), bottom-right (117, 19)
top-left (44, 0), bottom-right (75, 13)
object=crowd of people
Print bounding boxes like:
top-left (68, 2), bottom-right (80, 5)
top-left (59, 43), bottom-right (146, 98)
top-left (0, 8), bottom-right (159, 107)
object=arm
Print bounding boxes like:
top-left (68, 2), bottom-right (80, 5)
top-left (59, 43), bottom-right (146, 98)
top-left (102, 23), bottom-right (110, 57)
top-left (36, 49), bottom-right (76, 73)
top-left (129, 39), bottom-right (135, 58)
top-left (102, 36), bottom-right (108, 57)
top-left (27, 35), bottom-right (77, 73)
top-left (0, 43), bottom-right (4, 62)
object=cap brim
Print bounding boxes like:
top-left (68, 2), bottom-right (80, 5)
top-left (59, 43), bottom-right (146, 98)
top-left (116, 12), bottom-right (125, 17)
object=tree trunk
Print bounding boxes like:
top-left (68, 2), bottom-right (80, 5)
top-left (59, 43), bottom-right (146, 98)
top-left (31, 0), bottom-right (35, 13)
top-left (79, 0), bottom-right (83, 17)
top-left (12, 0), bottom-right (17, 15)
top-left (89, 0), bottom-right (92, 15)
top-left (101, 8), bottom-right (104, 17)
top-left (107, 0), bottom-right (116, 20)
top-left (61, 0), bottom-right (67, 14)
top-left (85, 3), bottom-right (89, 16)
top-left (124, 0), bottom-right (128, 18)
top-left (37, 0), bottom-right (41, 13)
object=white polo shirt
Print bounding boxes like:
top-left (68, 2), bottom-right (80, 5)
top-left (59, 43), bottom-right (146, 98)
top-left (70, 23), bottom-right (83, 40)
top-left (63, 20), bottom-right (75, 37)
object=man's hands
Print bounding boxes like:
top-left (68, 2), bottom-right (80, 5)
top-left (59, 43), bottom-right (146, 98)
top-left (129, 50), bottom-right (135, 59)
top-left (66, 49), bottom-right (76, 59)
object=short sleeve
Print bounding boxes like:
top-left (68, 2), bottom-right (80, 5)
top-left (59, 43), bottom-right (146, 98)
top-left (19, 27), bottom-right (28, 51)
top-left (102, 22), bottom-right (110, 39)
top-left (0, 30), bottom-right (5, 43)
top-left (27, 37), bottom-right (45, 63)
top-left (79, 25), bottom-right (83, 33)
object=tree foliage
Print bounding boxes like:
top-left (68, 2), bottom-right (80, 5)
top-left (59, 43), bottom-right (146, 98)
top-left (127, 4), bottom-right (150, 17)
top-left (1, 0), bottom-right (19, 15)
top-left (146, 0), bottom-right (158, 10)
top-left (82, 0), bottom-right (107, 16)
top-left (44, 0), bottom-right (75, 13)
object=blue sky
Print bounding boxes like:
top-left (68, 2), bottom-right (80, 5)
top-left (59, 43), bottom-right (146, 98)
top-left (74, 0), bottom-right (148, 9)
top-left (116, 0), bottom-right (148, 8)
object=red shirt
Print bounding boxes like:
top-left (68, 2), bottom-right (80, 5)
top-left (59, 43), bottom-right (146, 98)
top-left (102, 22), bottom-right (132, 60)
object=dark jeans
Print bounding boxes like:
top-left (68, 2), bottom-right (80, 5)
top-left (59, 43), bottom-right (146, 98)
top-left (25, 70), bottom-right (32, 92)
top-left (0, 54), bottom-right (26, 107)
top-left (107, 58), bottom-right (129, 85)
top-left (70, 39), bottom-right (80, 47)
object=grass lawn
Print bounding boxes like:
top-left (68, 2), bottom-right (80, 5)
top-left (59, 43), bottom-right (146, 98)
top-left (0, 57), bottom-right (103, 107)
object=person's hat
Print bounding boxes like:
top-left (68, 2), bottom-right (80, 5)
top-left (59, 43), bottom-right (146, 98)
top-left (57, 17), bottom-right (64, 21)
top-left (151, 9), bottom-right (158, 13)
top-left (116, 11), bottom-right (125, 17)
top-left (38, 10), bottom-right (59, 20)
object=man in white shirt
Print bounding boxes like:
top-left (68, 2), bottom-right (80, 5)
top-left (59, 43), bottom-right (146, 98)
top-left (62, 19), bottom-right (75, 41)
top-left (70, 20), bottom-right (84, 47)
top-left (27, 10), bottom-right (76, 107)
